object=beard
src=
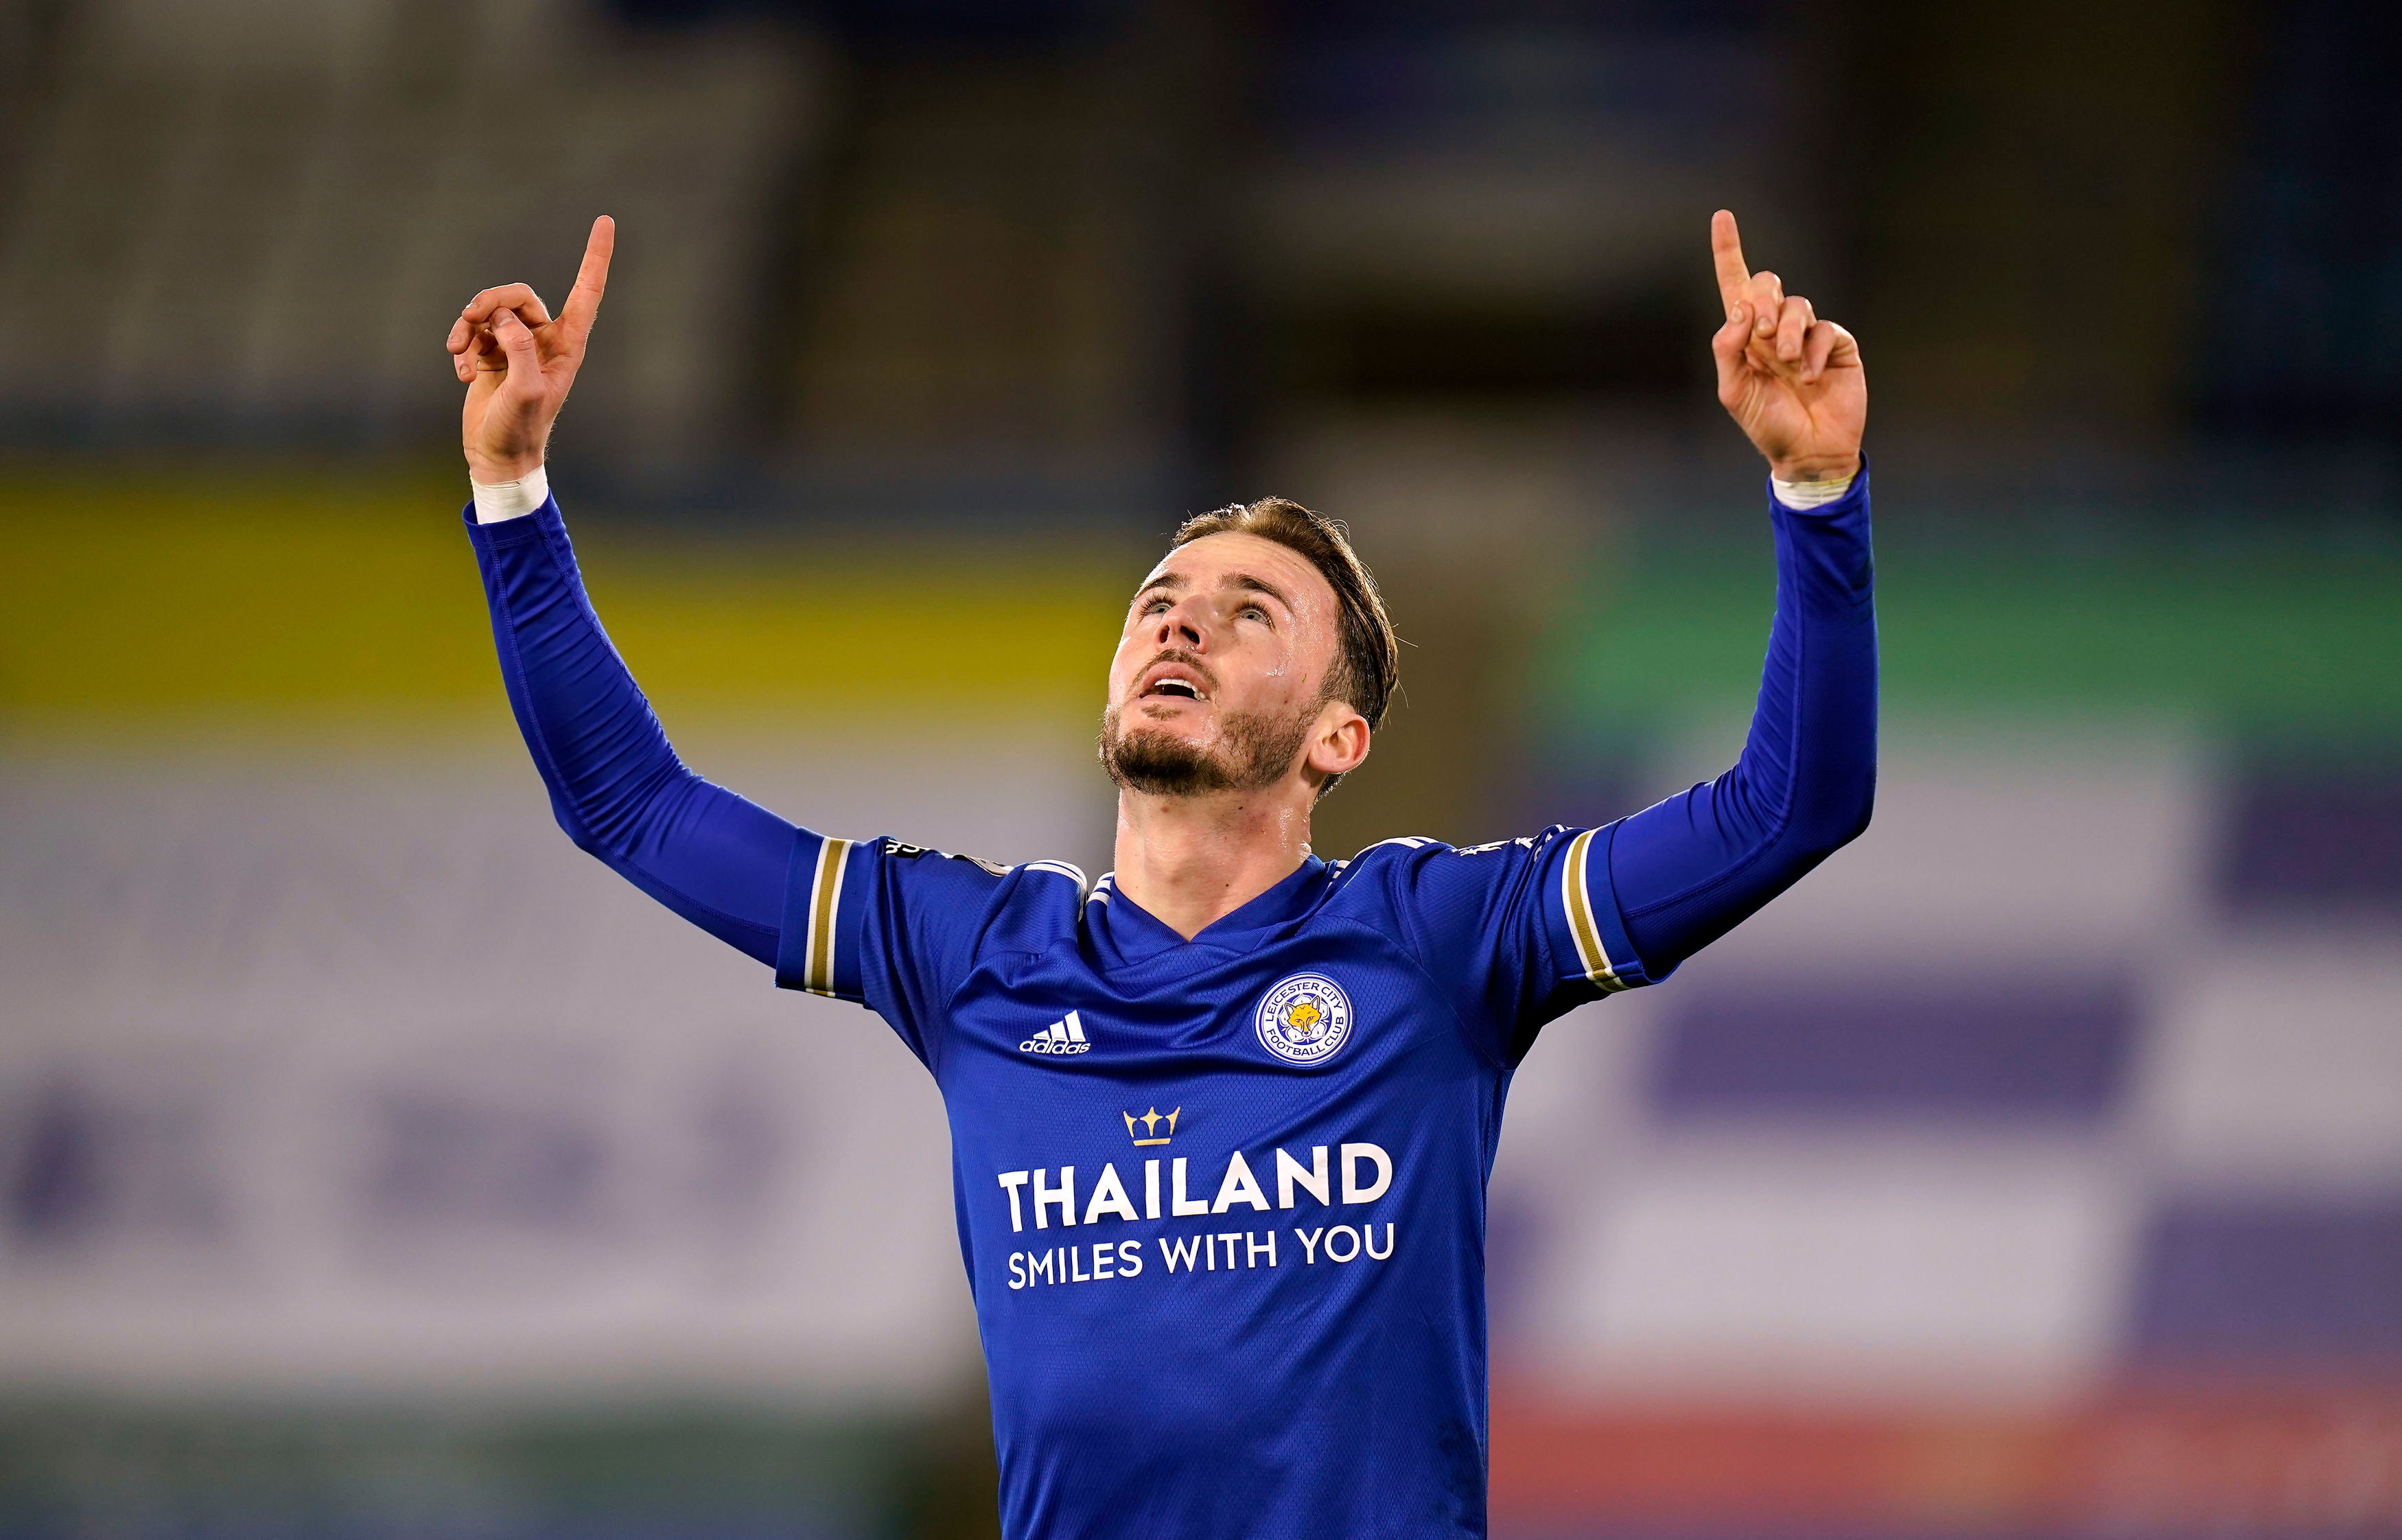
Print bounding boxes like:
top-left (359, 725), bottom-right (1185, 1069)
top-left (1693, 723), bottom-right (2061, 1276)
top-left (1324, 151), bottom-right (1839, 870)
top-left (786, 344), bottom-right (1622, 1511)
top-left (1098, 695), bottom-right (1318, 797)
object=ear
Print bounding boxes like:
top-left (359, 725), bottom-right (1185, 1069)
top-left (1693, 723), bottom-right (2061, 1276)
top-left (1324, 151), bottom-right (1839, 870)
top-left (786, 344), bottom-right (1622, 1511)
top-left (1303, 699), bottom-right (1371, 784)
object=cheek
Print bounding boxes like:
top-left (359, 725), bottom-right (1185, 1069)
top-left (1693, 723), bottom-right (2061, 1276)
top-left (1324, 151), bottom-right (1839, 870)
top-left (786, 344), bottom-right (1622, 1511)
top-left (1280, 603), bottom-right (1338, 693)
top-left (1250, 639), bottom-right (1306, 698)
top-left (1107, 632), bottom-right (1143, 685)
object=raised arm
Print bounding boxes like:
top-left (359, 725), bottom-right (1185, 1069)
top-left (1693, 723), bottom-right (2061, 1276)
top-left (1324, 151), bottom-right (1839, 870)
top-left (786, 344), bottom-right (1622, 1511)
top-left (465, 502), bottom-right (794, 964)
top-left (1608, 478), bottom-right (1875, 977)
top-left (1606, 211), bottom-right (1875, 979)
top-left (447, 218), bottom-right (794, 966)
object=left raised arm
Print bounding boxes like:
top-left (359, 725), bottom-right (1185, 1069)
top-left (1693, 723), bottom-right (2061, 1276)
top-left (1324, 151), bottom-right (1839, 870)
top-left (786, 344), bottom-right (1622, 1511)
top-left (1604, 211), bottom-right (1876, 979)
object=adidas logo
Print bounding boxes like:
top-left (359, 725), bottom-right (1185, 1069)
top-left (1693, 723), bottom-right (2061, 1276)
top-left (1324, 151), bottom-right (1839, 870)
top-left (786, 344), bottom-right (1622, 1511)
top-left (1018, 1011), bottom-right (1092, 1055)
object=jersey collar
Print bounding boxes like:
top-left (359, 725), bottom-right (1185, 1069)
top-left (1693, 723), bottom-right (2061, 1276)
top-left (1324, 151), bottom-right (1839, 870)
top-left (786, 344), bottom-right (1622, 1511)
top-left (1087, 854), bottom-right (1330, 967)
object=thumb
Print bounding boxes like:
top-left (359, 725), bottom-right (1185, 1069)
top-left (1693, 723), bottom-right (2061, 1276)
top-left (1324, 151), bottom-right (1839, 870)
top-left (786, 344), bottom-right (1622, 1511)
top-left (1712, 301), bottom-right (1752, 408)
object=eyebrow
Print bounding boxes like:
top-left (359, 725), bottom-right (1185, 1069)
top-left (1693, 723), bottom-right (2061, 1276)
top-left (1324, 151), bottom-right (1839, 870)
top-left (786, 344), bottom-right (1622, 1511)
top-left (1132, 570), bottom-right (1292, 609)
top-left (1230, 573), bottom-right (1291, 608)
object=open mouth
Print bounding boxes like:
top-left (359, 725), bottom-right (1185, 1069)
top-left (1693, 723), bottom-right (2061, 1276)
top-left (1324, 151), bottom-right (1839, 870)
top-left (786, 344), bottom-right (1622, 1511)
top-left (1137, 662), bottom-right (1211, 703)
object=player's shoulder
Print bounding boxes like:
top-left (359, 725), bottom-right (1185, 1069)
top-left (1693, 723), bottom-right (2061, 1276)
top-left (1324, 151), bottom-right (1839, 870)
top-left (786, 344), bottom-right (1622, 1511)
top-left (1331, 827), bottom-right (1574, 872)
top-left (872, 837), bottom-right (1088, 944)
top-left (874, 837), bottom-right (1086, 894)
top-left (1325, 826), bottom-right (1579, 911)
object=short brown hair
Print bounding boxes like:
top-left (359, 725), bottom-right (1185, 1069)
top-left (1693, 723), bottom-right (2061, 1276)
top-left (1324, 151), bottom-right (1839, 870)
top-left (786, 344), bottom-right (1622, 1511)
top-left (1169, 497), bottom-right (1399, 739)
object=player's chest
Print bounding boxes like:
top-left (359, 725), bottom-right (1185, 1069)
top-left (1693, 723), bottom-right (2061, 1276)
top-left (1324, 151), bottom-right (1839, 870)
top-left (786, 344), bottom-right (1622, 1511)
top-left (937, 931), bottom-right (1462, 1094)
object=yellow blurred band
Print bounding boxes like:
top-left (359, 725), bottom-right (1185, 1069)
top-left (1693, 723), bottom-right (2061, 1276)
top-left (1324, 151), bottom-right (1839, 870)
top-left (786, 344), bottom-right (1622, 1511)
top-left (0, 469), bottom-right (1125, 738)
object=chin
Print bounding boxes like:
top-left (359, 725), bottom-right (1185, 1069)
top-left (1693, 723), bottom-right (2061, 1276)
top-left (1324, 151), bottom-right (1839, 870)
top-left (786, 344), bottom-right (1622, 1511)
top-left (1100, 694), bottom-right (1307, 797)
top-left (1130, 710), bottom-right (1210, 744)
top-left (1116, 696), bottom-right (1215, 745)
top-left (1119, 719), bottom-right (1215, 761)
top-left (1099, 712), bottom-right (1235, 796)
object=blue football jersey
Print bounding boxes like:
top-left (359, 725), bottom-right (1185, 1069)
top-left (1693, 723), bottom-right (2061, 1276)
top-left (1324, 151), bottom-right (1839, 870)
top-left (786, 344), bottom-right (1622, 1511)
top-left (776, 826), bottom-right (1651, 1539)
top-left (460, 474), bottom-right (1875, 1540)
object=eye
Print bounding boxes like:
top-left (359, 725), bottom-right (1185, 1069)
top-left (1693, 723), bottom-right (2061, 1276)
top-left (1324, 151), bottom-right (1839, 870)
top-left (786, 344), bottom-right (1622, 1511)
top-left (1239, 604), bottom-right (1269, 623)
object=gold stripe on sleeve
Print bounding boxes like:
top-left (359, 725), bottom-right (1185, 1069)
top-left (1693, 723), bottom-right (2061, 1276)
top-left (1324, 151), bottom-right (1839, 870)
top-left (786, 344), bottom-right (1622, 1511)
top-left (806, 837), bottom-right (852, 996)
top-left (1561, 828), bottom-right (1628, 992)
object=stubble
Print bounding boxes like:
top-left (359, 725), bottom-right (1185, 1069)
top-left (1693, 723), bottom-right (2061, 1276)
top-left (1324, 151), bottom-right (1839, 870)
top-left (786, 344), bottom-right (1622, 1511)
top-left (1097, 697), bottom-right (1318, 797)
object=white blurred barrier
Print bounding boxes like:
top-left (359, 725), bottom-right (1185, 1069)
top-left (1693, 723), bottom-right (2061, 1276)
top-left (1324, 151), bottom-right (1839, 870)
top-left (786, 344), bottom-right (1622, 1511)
top-left (9, 721), bottom-right (2396, 1408)
top-left (0, 737), bottom-right (1105, 1399)
top-left (1492, 719), bottom-right (2402, 1404)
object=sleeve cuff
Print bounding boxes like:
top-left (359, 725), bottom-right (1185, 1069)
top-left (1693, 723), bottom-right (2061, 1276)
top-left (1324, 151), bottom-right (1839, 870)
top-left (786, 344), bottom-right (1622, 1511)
top-left (1771, 467), bottom-right (1857, 509)
top-left (460, 491), bottom-right (561, 548)
top-left (471, 465), bottom-right (550, 523)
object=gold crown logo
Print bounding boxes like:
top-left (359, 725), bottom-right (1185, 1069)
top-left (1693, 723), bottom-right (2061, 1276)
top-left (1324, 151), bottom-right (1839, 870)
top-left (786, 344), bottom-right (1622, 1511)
top-left (1123, 1106), bottom-right (1180, 1146)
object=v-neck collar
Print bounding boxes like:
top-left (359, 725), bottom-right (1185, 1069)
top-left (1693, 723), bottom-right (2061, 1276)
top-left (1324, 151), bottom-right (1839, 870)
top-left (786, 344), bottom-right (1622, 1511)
top-left (1088, 854), bottom-right (1331, 968)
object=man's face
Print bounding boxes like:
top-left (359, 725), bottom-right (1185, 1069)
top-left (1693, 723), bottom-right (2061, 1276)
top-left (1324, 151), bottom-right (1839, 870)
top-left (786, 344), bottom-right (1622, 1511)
top-left (1099, 532), bottom-right (1348, 797)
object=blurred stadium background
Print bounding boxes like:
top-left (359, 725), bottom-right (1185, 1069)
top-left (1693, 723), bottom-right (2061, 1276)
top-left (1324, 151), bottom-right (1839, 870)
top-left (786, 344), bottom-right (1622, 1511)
top-left (3, 0), bottom-right (2399, 1535)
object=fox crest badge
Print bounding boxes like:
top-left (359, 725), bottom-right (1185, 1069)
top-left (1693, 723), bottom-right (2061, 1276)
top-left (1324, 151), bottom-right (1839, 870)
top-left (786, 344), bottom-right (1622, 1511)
top-left (1254, 973), bottom-right (1353, 1066)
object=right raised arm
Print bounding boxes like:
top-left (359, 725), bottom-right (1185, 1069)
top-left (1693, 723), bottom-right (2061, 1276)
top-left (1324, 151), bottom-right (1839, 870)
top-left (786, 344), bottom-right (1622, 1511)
top-left (449, 217), bottom-right (795, 967)
top-left (465, 502), bottom-right (796, 965)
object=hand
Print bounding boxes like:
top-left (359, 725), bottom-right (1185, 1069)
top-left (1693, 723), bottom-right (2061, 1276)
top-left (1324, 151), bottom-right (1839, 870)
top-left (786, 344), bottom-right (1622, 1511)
top-left (1709, 209), bottom-right (1865, 484)
top-left (446, 215), bottom-right (615, 483)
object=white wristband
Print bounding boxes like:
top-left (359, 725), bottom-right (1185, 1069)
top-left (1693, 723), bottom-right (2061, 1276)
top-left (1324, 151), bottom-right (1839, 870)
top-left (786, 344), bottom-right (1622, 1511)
top-left (1771, 470), bottom-right (1856, 510)
top-left (471, 465), bottom-right (550, 524)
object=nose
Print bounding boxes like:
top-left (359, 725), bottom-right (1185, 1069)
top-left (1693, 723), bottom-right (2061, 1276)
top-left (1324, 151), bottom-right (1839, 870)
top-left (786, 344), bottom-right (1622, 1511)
top-left (1151, 594), bottom-right (1206, 651)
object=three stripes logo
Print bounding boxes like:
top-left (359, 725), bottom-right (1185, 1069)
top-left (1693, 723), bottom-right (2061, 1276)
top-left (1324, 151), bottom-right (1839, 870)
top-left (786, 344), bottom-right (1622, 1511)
top-left (1019, 1010), bottom-right (1092, 1056)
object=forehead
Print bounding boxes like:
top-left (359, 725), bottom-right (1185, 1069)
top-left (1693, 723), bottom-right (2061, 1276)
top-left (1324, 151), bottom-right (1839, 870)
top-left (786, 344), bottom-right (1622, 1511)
top-left (1138, 531), bottom-right (1335, 613)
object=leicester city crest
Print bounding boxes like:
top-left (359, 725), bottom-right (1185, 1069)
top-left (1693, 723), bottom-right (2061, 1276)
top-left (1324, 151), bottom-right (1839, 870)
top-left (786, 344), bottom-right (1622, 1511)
top-left (1254, 972), bottom-right (1354, 1066)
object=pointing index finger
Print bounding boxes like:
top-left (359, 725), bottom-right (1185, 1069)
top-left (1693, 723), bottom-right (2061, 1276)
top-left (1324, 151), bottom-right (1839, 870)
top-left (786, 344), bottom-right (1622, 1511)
top-left (1711, 209), bottom-right (1750, 311)
top-left (559, 215), bottom-right (615, 337)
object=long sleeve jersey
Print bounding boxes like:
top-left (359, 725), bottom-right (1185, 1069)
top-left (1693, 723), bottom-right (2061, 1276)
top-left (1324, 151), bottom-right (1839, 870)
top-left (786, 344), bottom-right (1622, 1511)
top-left (462, 474), bottom-right (1876, 1540)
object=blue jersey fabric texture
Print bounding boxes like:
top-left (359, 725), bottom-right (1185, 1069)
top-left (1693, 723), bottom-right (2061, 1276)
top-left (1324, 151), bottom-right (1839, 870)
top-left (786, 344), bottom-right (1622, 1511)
top-left (462, 474), bottom-right (1876, 1539)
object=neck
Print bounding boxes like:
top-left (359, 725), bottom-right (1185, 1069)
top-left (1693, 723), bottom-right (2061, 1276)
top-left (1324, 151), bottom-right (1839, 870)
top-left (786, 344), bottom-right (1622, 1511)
top-left (1111, 780), bottom-right (1316, 940)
